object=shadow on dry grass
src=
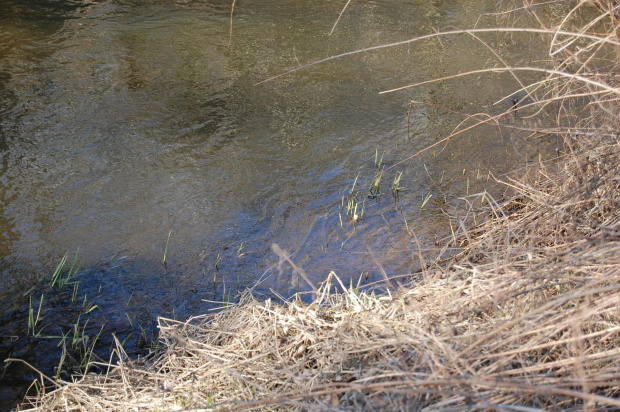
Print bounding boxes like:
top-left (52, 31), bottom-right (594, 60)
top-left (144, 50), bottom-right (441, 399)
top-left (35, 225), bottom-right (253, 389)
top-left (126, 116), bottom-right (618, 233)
top-left (13, 1), bottom-right (620, 410)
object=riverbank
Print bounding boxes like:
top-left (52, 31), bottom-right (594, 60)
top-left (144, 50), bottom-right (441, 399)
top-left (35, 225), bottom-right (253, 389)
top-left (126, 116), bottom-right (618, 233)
top-left (14, 2), bottom-right (620, 410)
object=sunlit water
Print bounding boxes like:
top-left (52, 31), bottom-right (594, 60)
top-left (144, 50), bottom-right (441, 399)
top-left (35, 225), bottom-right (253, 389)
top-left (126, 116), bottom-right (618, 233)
top-left (0, 0), bottom-right (561, 406)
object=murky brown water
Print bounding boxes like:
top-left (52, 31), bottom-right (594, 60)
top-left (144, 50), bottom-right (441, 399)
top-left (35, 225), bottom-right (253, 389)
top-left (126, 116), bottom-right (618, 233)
top-left (0, 0), bottom-right (562, 407)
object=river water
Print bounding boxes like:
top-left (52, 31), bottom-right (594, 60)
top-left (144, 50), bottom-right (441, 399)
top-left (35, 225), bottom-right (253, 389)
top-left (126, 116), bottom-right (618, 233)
top-left (0, 0), bottom-right (561, 407)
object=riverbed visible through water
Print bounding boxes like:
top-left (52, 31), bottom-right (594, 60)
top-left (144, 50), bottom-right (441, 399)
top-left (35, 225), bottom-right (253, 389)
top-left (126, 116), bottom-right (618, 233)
top-left (0, 0), bottom-right (563, 408)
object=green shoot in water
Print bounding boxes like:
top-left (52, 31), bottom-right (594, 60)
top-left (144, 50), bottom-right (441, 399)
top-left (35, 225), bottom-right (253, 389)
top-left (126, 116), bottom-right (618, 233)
top-left (421, 193), bottom-right (433, 209)
top-left (121, 333), bottom-right (132, 347)
top-left (392, 171), bottom-right (403, 197)
top-left (368, 149), bottom-right (385, 198)
top-left (72, 283), bottom-right (79, 304)
top-left (65, 318), bottom-right (104, 374)
top-left (50, 253), bottom-right (68, 289)
top-left (350, 172), bottom-right (359, 194)
top-left (163, 230), bottom-right (171, 266)
top-left (51, 250), bottom-right (79, 290)
top-left (55, 345), bottom-right (66, 380)
top-left (369, 167), bottom-right (384, 197)
top-left (125, 291), bottom-right (134, 307)
top-left (28, 294), bottom-right (44, 337)
top-left (71, 315), bottom-right (83, 347)
top-left (374, 148), bottom-right (384, 168)
top-left (214, 253), bottom-right (221, 271)
top-left (223, 291), bottom-right (231, 314)
top-left (81, 295), bottom-right (99, 314)
top-left (80, 325), bottom-right (103, 374)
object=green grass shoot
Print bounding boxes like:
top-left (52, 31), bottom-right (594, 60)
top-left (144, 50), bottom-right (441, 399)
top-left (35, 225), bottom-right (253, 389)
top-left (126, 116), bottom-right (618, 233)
top-left (28, 294), bottom-right (44, 336)
top-left (350, 172), bottom-right (359, 194)
top-left (121, 333), bottom-right (133, 347)
top-left (369, 167), bottom-right (384, 197)
top-left (223, 291), bottom-right (231, 314)
top-left (81, 295), bottom-right (99, 313)
top-left (421, 193), bottom-right (433, 209)
top-left (55, 345), bottom-right (66, 380)
top-left (215, 253), bottom-right (221, 271)
top-left (72, 283), bottom-right (79, 304)
top-left (374, 148), bottom-right (384, 168)
top-left (66, 249), bottom-right (79, 285)
top-left (392, 171), bottom-right (403, 196)
top-left (126, 291), bottom-right (134, 307)
top-left (77, 324), bottom-right (104, 374)
top-left (50, 252), bottom-right (67, 289)
top-left (163, 230), bottom-right (171, 265)
top-left (51, 249), bottom-right (79, 290)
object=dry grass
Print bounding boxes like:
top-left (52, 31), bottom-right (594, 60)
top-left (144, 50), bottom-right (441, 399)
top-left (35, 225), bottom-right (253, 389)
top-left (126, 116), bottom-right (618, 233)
top-left (18, 1), bottom-right (620, 410)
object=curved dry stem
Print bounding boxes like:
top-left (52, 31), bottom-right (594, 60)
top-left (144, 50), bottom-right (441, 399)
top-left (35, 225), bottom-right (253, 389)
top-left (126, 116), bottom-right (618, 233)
top-left (255, 27), bottom-right (620, 86)
top-left (381, 66), bottom-right (620, 96)
top-left (329, 0), bottom-right (354, 36)
top-left (228, 0), bottom-right (236, 49)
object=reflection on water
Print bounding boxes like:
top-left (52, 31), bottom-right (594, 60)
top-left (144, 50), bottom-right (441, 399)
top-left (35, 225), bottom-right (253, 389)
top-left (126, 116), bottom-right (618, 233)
top-left (0, 0), bottom-right (560, 406)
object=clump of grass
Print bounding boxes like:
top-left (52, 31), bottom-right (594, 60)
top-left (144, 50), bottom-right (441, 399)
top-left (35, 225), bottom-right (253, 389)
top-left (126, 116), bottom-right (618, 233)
top-left (51, 250), bottom-right (79, 291)
top-left (27, 294), bottom-right (44, 337)
top-left (20, 248), bottom-right (106, 386)
top-left (54, 316), bottom-right (104, 375)
top-left (390, 170), bottom-right (403, 198)
top-left (341, 173), bottom-right (365, 226)
top-left (16, 1), bottom-right (620, 410)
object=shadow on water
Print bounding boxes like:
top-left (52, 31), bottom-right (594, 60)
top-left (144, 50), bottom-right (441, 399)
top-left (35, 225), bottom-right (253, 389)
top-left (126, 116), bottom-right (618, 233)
top-left (0, 253), bottom-right (221, 411)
